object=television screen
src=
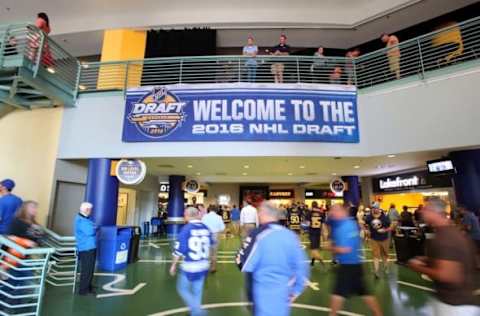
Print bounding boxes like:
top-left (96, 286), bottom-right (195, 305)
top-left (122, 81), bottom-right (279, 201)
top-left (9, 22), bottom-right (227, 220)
top-left (427, 159), bottom-right (455, 175)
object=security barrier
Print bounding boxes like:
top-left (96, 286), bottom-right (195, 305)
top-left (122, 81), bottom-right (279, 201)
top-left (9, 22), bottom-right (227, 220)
top-left (0, 235), bottom-right (54, 316)
top-left (41, 229), bottom-right (77, 291)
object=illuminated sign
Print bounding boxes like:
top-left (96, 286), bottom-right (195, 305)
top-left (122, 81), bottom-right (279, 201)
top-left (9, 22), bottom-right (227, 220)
top-left (269, 190), bottom-right (294, 199)
top-left (373, 171), bottom-right (451, 193)
top-left (115, 159), bottom-right (147, 185)
top-left (379, 176), bottom-right (419, 190)
top-left (330, 178), bottom-right (346, 195)
top-left (305, 189), bottom-right (343, 199)
top-left (159, 182), bottom-right (170, 192)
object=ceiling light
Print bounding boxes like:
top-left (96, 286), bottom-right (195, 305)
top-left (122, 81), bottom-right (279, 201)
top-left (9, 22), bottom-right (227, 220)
top-left (287, 172), bottom-right (293, 176)
top-left (243, 165), bottom-right (249, 169)
top-left (187, 165), bottom-right (193, 168)
top-left (332, 173), bottom-right (337, 176)
top-left (242, 172), bottom-right (248, 176)
top-left (195, 172), bottom-right (201, 176)
top-left (299, 165), bottom-right (305, 169)
top-left (353, 165), bottom-right (360, 169)
top-left (387, 154), bottom-right (396, 158)
top-left (46, 67), bottom-right (56, 74)
top-left (81, 63), bottom-right (89, 68)
top-left (78, 84), bottom-right (87, 90)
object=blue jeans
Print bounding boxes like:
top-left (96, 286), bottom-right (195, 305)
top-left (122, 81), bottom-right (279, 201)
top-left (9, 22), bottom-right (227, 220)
top-left (246, 64), bottom-right (257, 82)
top-left (177, 271), bottom-right (207, 316)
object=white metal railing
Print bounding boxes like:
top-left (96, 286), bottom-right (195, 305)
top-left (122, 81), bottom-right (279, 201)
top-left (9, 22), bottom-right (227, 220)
top-left (0, 235), bottom-right (54, 316)
top-left (41, 229), bottom-right (77, 292)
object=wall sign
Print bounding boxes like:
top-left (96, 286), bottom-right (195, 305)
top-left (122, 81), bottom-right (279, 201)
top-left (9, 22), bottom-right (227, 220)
top-left (122, 84), bottom-right (359, 143)
top-left (269, 189), bottom-right (294, 199)
top-left (305, 189), bottom-right (343, 199)
top-left (373, 170), bottom-right (452, 193)
top-left (115, 159), bottom-right (147, 185)
top-left (184, 179), bottom-right (200, 193)
top-left (159, 182), bottom-right (170, 192)
top-left (330, 178), bottom-right (346, 195)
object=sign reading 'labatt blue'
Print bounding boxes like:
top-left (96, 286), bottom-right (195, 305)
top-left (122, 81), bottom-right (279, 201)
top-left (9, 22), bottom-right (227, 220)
top-left (122, 84), bottom-right (359, 143)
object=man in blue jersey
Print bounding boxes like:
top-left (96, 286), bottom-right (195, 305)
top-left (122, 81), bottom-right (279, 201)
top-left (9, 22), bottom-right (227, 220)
top-left (237, 200), bottom-right (309, 316)
top-left (170, 207), bottom-right (214, 316)
top-left (0, 179), bottom-right (23, 234)
top-left (327, 204), bottom-right (383, 316)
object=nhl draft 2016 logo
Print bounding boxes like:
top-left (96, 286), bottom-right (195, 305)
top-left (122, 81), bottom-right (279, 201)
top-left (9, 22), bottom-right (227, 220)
top-left (128, 87), bottom-right (186, 138)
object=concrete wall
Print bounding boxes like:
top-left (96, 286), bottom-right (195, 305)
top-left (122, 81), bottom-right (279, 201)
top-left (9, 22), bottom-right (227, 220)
top-left (0, 108), bottom-right (63, 225)
top-left (58, 66), bottom-right (480, 160)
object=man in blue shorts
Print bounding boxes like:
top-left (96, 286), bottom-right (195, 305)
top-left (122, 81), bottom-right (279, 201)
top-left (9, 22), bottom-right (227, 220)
top-left (327, 204), bottom-right (383, 316)
top-left (237, 200), bottom-right (309, 316)
top-left (170, 207), bottom-right (214, 316)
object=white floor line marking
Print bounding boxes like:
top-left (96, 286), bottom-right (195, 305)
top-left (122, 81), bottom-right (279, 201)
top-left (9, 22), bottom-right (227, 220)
top-left (305, 279), bottom-right (320, 291)
top-left (94, 273), bottom-right (147, 298)
top-left (397, 281), bottom-right (435, 293)
top-left (149, 301), bottom-right (364, 316)
top-left (148, 243), bottom-right (160, 249)
top-left (421, 274), bottom-right (432, 282)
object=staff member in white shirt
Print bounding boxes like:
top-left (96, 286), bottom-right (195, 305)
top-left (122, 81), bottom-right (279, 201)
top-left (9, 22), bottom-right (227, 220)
top-left (202, 205), bottom-right (225, 273)
top-left (240, 201), bottom-right (259, 240)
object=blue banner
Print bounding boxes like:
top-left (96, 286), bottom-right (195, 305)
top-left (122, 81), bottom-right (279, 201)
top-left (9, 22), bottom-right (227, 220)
top-left (122, 84), bottom-right (359, 143)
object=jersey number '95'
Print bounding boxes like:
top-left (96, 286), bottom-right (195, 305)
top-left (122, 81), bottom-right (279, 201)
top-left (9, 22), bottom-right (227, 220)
top-left (188, 236), bottom-right (210, 260)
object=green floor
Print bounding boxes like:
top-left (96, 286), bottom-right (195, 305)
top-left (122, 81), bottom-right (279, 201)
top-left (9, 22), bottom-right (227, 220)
top-left (41, 235), bottom-right (476, 316)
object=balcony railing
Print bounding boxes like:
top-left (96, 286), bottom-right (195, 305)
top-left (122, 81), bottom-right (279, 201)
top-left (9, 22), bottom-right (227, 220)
top-left (1, 15), bottom-right (480, 100)
top-left (0, 23), bottom-right (80, 97)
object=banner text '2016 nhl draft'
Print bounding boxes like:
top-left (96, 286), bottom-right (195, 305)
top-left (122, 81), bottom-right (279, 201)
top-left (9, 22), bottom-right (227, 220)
top-left (122, 83), bottom-right (359, 143)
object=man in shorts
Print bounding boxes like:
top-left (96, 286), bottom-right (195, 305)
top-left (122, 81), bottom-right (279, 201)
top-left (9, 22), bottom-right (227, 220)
top-left (381, 33), bottom-right (401, 79)
top-left (365, 207), bottom-right (393, 278)
top-left (309, 201), bottom-right (325, 266)
top-left (327, 204), bottom-right (383, 316)
top-left (269, 34), bottom-right (290, 83)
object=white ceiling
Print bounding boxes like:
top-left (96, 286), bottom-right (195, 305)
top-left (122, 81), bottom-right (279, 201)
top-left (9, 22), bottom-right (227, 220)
top-left (1, 0), bottom-right (476, 56)
top-left (142, 150), bottom-right (449, 184)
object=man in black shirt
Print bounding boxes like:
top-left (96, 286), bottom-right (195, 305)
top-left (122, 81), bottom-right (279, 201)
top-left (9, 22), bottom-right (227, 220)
top-left (270, 34), bottom-right (290, 83)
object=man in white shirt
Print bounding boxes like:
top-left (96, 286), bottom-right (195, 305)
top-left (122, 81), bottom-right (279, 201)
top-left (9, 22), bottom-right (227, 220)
top-left (240, 201), bottom-right (259, 240)
top-left (201, 205), bottom-right (225, 273)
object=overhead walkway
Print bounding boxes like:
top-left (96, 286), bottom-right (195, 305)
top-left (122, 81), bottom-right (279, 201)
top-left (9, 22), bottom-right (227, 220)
top-left (0, 23), bottom-right (79, 117)
top-left (0, 16), bottom-right (479, 118)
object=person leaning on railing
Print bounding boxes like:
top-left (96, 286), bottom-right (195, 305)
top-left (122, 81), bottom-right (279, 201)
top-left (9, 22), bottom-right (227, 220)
top-left (74, 202), bottom-right (97, 295)
top-left (267, 34), bottom-right (291, 84)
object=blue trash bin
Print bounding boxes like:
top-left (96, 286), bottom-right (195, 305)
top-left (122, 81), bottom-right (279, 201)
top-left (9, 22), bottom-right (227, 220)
top-left (98, 226), bottom-right (132, 272)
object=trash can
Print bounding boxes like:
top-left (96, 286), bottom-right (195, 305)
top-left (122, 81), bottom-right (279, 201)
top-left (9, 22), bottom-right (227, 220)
top-left (98, 226), bottom-right (132, 272)
top-left (128, 226), bottom-right (141, 263)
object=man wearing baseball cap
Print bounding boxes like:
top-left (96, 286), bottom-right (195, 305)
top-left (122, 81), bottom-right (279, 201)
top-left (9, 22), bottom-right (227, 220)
top-left (0, 179), bottom-right (23, 234)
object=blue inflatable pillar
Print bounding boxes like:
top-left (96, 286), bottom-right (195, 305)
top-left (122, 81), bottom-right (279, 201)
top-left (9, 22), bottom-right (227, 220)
top-left (342, 176), bottom-right (361, 207)
top-left (450, 149), bottom-right (480, 214)
top-left (166, 175), bottom-right (186, 237)
top-left (85, 159), bottom-right (119, 227)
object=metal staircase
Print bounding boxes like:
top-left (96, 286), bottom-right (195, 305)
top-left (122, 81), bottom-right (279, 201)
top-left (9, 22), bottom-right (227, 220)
top-left (0, 23), bottom-right (79, 119)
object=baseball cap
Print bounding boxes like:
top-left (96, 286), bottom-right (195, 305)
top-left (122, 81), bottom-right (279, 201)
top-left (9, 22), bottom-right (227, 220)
top-left (1, 179), bottom-right (15, 191)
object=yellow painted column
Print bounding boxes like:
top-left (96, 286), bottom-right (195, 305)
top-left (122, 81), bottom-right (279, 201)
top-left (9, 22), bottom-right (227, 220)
top-left (97, 29), bottom-right (147, 90)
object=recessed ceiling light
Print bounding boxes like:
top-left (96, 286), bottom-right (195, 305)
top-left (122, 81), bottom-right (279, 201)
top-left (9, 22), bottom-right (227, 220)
top-left (332, 172), bottom-right (337, 176)
top-left (242, 172), bottom-right (248, 176)
top-left (195, 172), bottom-right (201, 176)
top-left (187, 165), bottom-right (193, 168)
top-left (287, 172), bottom-right (293, 176)
top-left (387, 154), bottom-right (396, 158)
top-left (243, 165), bottom-right (249, 169)
top-left (353, 165), bottom-right (360, 169)
top-left (46, 67), bottom-right (56, 74)
top-left (299, 165), bottom-right (305, 169)
top-left (78, 84), bottom-right (87, 90)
